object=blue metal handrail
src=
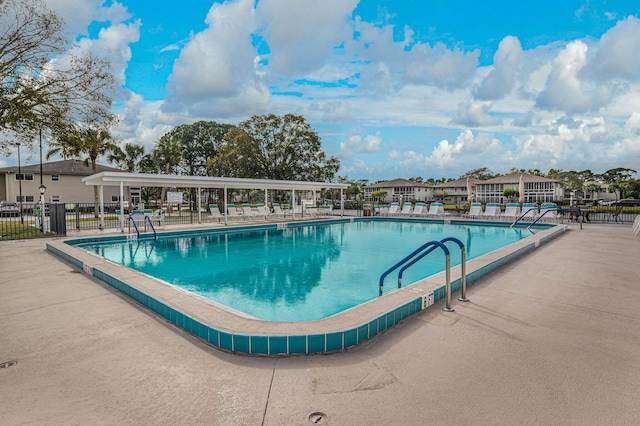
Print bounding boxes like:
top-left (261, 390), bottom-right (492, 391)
top-left (127, 215), bottom-right (140, 239)
top-left (144, 215), bottom-right (157, 239)
top-left (527, 208), bottom-right (559, 230)
top-left (397, 237), bottom-right (464, 287)
top-left (441, 237), bottom-right (468, 303)
top-left (378, 240), bottom-right (450, 296)
top-left (394, 236), bottom-right (467, 310)
top-left (510, 208), bottom-right (538, 227)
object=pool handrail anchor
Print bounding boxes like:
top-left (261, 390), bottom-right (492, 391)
top-left (396, 237), bottom-right (467, 301)
top-left (439, 237), bottom-right (468, 303)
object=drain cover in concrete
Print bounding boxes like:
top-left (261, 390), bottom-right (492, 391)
top-left (308, 412), bottom-right (327, 424)
top-left (0, 360), bottom-right (18, 369)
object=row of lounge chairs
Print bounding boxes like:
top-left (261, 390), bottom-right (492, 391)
top-left (208, 203), bottom-right (333, 222)
top-left (465, 202), bottom-right (561, 221)
top-left (373, 202), bottom-right (562, 221)
top-left (374, 202), bottom-right (448, 217)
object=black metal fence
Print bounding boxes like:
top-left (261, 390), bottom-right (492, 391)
top-left (1, 201), bottom-right (638, 241)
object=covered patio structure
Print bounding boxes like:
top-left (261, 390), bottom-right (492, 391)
top-left (82, 172), bottom-right (350, 232)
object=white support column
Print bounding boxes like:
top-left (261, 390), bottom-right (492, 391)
top-left (99, 185), bottom-right (105, 230)
top-left (264, 188), bottom-right (268, 205)
top-left (223, 185), bottom-right (228, 226)
top-left (292, 188), bottom-right (296, 220)
top-left (197, 187), bottom-right (202, 223)
top-left (341, 188), bottom-right (344, 217)
top-left (119, 181), bottom-right (124, 232)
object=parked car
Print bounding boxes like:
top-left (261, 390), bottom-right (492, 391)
top-left (616, 199), bottom-right (640, 206)
top-left (0, 201), bottom-right (20, 217)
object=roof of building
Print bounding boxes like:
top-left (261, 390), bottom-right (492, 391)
top-left (434, 177), bottom-right (482, 188)
top-left (365, 178), bottom-right (430, 189)
top-left (0, 159), bottom-right (122, 176)
top-left (480, 173), bottom-right (558, 184)
top-left (82, 171), bottom-right (350, 191)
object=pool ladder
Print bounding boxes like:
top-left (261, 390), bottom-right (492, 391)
top-left (511, 207), bottom-right (582, 230)
top-left (378, 237), bottom-right (467, 312)
top-left (127, 215), bottom-right (157, 240)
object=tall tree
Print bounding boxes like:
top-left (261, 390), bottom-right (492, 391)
top-left (601, 167), bottom-right (637, 200)
top-left (108, 143), bottom-right (145, 207)
top-left (548, 170), bottom-right (583, 193)
top-left (108, 143), bottom-right (145, 173)
top-left (460, 167), bottom-right (494, 180)
top-left (207, 114), bottom-right (340, 182)
top-left (0, 0), bottom-right (114, 154)
top-left (625, 178), bottom-right (640, 199)
top-left (50, 118), bottom-right (118, 217)
top-left (176, 121), bottom-right (235, 176)
top-left (153, 133), bottom-right (183, 204)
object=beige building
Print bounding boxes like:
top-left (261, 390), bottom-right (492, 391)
top-left (434, 178), bottom-right (482, 204)
top-left (475, 173), bottom-right (564, 204)
top-left (363, 178), bottom-right (434, 203)
top-left (0, 159), bottom-right (128, 205)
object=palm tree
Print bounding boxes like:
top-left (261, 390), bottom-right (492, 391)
top-left (53, 123), bottom-right (117, 217)
top-left (108, 143), bottom-right (145, 208)
top-left (153, 134), bottom-right (183, 204)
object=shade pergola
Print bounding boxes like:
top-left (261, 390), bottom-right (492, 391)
top-left (82, 171), bottom-right (350, 230)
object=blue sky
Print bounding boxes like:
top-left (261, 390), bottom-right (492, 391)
top-left (4, 0), bottom-right (640, 182)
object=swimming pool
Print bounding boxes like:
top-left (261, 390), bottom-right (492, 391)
top-left (75, 220), bottom-right (536, 322)
top-left (47, 218), bottom-right (567, 355)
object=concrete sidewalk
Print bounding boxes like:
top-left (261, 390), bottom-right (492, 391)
top-left (1, 223), bottom-right (639, 425)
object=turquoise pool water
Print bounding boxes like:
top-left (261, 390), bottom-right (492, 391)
top-left (76, 220), bottom-right (538, 322)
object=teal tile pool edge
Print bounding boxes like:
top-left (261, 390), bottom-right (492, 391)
top-left (46, 222), bottom-right (566, 356)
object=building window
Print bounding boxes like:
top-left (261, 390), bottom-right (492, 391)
top-left (16, 195), bottom-right (35, 202)
top-left (51, 196), bottom-right (60, 203)
top-left (111, 196), bottom-right (119, 202)
top-left (51, 175), bottom-right (60, 182)
top-left (15, 173), bottom-right (34, 181)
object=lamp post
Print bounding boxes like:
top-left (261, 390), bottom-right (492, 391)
top-left (39, 125), bottom-right (43, 187)
top-left (39, 184), bottom-right (46, 232)
top-left (16, 142), bottom-right (23, 224)
top-left (39, 125), bottom-right (45, 232)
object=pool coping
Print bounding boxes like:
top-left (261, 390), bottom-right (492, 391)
top-left (46, 218), bottom-right (568, 356)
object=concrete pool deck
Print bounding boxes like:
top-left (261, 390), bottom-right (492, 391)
top-left (1, 222), bottom-right (639, 424)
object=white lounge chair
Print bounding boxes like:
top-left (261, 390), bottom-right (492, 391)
top-left (226, 204), bottom-right (245, 220)
top-left (272, 203), bottom-right (288, 218)
top-left (320, 205), bottom-right (333, 216)
top-left (150, 208), bottom-right (166, 228)
top-left (387, 203), bottom-right (400, 215)
top-left (304, 205), bottom-right (319, 216)
top-left (632, 215), bottom-right (640, 236)
top-left (399, 203), bottom-right (413, 215)
top-left (255, 203), bottom-right (273, 219)
top-left (208, 204), bottom-right (224, 222)
top-left (427, 202), bottom-right (444, 217)
top-left (240, 203), bottom-right (260, 219)
top-left (482, 203), bottom-right (500, 220)
top-left (501, 203), bottom-right (521, 221)
top-left (468, 203), bottom-right (483, 218)
top-left (412, 202), bottom-right (427, 216)
top-left (539, 203), bottom-right (559, 221)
